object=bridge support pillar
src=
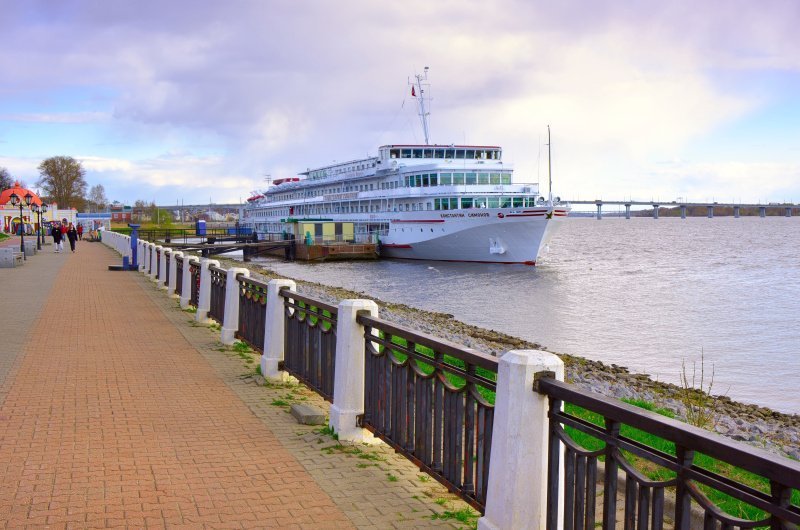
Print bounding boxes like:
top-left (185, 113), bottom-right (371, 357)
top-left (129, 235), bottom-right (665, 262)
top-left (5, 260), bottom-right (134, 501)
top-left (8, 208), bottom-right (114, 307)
top-left (220, 267), bottom-right (250, 344)
top-left (624, 204), bottom-right (631, 219)
top-left (167, 251), bottom-right (183, 297)
top-left (478, 351), bottom-right (565, 530)
top-left (262, 279), bottom-right (297, 379)
top-left (680, 205), bottom-right (687, 219)
top-left (653, 205), bottom-right (660, 219)
top-left (734, 206), bottom-right (740, 219)
top-left (195, 258), bottom-right (220, 324)
top-left (707, 206), bottom-right (714, 218)
top-left (786, 207), bottom-right (792, 217)
top-left (760, 206), bottom-right (766, 218)
top-left (330, 299), bottom-right (380, 444)
top-left (595, 203), bottom-right (602, 220)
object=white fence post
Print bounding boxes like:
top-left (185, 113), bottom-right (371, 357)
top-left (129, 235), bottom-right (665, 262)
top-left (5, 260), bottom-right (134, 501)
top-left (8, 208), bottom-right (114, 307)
top-left (329, 299), bottom-right (379, 443)
top-left (180, 256), bottom-right (197, 309)
top-left (195, 258), bottom-right (220, 324)
top-left (150, 244), bottom-right (160, 281)
top-left (261, 279), bottom-right (297, 379)
top-left (158, 248), bottom-right (168, 288)
top-left (477, 350), bottom-right (565, 530)
top-left (167, 251), bottom-right (183, 298)
top-left (221, 267), bottom-right (249, 344)
top-left (139, 241), bottom-right (147, 272)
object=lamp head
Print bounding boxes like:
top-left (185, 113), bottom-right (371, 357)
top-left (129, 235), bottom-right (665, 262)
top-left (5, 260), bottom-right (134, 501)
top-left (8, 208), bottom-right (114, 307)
top-left (31, 204), bottom-right (39, 213)
top-left (24, 192), bottom-right (33, 206)
top-left (42, 203), bottom-right (48, 213)
top-left (9, 192), bottom-right (20, 207)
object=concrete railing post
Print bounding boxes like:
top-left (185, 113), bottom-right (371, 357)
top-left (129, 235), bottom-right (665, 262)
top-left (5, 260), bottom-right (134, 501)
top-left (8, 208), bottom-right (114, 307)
top-left (150, 244), bottom-right (160, 281)
top-left (167, 251), bottom-right (183, 298)
top-left (478, 350), bottom-right (565, 530)
top-left (221, 267), bottom-right (249, 344)
top-left (195, 258), bottom-right (220, 324)
top-left (262, 279), bottom-right (297, 379)
top-left (180, 256), bottom-right (198, 309)
top-left (139, 241), bottom-right (147, 272)
top-left (329, 299), bottom-right (380, 443)
top-left (157, 247), bottom-right (168, 287)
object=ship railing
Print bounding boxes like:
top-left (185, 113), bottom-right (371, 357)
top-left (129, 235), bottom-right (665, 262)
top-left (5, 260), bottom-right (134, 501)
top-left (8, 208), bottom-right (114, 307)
top-left (98, 231), bottom-right (800, 527)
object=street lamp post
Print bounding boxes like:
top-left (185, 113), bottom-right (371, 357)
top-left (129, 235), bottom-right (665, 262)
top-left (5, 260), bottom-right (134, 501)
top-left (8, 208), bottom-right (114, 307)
top-left (8, 191), bottom-right (33, 260)
top-left (32, 203), bottom-right (48, 250)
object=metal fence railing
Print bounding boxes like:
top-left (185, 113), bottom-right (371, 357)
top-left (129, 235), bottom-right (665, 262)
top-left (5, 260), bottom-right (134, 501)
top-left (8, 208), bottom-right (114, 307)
top-left (535, 377), bottom-right (800, 529)
top-left (281, 289), bottom-right (337, 402)
top-left (189, 262), bottom-right (200, 307)
top-left (236, 276), bottom-right (267, 352)
top-left (174, 256), bottom-right (183, 296)
top-left (208, 265), bottom-right (227, 324)
top-left (356, 313), bottom-right (498, 512)
top-left (164, 252), bottom-right (170, 286)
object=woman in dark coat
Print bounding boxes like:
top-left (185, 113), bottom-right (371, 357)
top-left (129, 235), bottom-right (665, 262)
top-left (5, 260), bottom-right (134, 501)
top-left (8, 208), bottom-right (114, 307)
top-left (51, 223), bottom-right (63, 253)
top-left (66, 223), bottom-right (78, 253)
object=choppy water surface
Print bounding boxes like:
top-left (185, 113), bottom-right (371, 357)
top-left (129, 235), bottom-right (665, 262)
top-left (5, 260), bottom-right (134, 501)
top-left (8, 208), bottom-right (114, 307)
top-left (252, 217), bottom-right (800, 414)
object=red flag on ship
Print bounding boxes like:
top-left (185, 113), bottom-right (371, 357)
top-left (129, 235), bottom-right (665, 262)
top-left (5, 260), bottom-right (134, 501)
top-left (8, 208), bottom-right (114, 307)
top-left (411, 86), bottom-right (416, 97)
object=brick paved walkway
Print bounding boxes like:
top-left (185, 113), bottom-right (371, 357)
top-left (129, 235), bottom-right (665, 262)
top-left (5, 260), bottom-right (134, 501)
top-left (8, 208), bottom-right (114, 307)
top-left (0, 241), bottom-right (469, 528)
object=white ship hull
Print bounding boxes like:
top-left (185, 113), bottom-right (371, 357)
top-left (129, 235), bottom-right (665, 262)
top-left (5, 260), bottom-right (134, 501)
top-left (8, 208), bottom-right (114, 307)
top-left (380, 207), bottom-right (567, 264)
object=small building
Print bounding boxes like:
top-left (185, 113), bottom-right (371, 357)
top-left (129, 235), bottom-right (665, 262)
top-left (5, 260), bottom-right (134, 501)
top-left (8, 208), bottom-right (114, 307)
top-left (110, 202), bottom-right (133, 222)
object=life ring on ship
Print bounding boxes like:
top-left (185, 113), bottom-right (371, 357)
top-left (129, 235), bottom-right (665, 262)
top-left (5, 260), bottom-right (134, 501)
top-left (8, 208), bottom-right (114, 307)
top-left (497, 212), bottom-right (505, 218)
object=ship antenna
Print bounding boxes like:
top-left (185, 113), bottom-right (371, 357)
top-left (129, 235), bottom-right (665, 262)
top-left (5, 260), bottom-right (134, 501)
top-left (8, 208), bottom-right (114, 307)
top-left (412, 67), bottom-right (431, 145)
top-left (546, 125), bottom-right (553, 205)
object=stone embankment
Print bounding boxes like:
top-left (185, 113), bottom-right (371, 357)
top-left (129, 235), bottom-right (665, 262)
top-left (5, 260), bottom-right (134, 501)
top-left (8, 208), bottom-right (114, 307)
top-left (218, 257), bottom-right (800, 461)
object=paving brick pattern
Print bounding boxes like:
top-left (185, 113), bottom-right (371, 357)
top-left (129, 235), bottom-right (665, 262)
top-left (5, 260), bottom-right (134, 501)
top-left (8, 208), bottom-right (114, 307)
top-left (0, 241), bottom-right (473, 529)
top-left (0, 242), bottom-right (352, 528)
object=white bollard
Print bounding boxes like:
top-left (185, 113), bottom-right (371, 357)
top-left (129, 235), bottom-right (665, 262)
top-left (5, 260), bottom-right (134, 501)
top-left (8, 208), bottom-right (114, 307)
top-left (221, 267), bottom-right (250, 344)
top-left (158, 248), bottom-right (168, 288)
top-left (139, 241), bottom-right (147, 272)
top-left (180, 256), bottom-right (198, 309)
top-left (167, 251), bottom-right (183, 297)
top-left (477, 350), bottom-right (565, 530)
top-left (195, 258), bottom-right (220, 324)
top-left (329, 299), bottom-right (380, 443)
top-left (261, 279), bottom-right (297, 379)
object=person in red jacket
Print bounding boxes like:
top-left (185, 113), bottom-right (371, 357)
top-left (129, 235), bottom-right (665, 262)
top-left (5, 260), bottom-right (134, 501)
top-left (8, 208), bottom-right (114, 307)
top-left (77, 224), bottom-right (83, 240)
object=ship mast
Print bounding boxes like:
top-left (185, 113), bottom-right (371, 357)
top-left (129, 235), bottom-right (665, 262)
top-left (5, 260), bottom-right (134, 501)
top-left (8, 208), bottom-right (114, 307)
top-left (413, 67), bottom-right (431, 145)
top-left (547, 125), bottom-right (553, 205)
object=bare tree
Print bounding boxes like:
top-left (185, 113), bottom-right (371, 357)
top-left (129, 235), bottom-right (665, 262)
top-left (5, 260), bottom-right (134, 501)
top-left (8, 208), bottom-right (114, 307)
top-left (88, 184), bottom-right (109, 211)
top-left (0, 167), bottom-right (13, 190)
top-left (36, 156), bottom-right (88, 209)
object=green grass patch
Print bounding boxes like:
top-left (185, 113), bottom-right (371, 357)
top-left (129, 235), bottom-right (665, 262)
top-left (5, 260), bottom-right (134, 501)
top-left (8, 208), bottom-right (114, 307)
top-left (431, 506), bottom-right (480, 528)
top-left (387, 473), bottom-right (398, 482)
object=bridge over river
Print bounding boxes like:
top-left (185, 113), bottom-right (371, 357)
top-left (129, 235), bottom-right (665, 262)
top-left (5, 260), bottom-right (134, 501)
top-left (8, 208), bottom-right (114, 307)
top-left (567, 199), bottom-right (800, 219)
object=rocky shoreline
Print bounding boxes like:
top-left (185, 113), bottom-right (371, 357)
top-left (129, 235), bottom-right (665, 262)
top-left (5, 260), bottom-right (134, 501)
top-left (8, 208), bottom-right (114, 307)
top-left (217, 257), bottom-right (800, 461)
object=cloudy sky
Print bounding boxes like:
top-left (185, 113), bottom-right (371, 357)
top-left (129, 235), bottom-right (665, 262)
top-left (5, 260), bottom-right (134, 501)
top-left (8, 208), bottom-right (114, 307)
top-left (1, 0), bottom-right (799, 207)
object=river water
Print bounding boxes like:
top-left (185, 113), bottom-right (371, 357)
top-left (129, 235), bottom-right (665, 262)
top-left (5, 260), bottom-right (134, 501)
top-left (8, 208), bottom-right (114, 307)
top-left (246, 217), bottom-right (800, 414)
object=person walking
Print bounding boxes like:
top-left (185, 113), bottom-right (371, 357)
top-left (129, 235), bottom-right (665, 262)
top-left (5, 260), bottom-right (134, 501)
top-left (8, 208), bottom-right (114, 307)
top-left (66, 223), bottom-right (78, 253)
top-left (77, 224), bottom-right (83, 240)
top-left (51, 223), bottom-right (63, 253)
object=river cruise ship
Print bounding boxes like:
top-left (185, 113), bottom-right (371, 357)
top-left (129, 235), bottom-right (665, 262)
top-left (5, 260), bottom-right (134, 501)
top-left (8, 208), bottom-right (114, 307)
top-left (242, 73), bottom-right (569, 264)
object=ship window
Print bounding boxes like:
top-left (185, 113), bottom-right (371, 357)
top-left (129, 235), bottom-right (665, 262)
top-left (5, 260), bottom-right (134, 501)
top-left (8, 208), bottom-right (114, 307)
top-left (401, 149), bottom-right (412, 158)
top-left (500, 197), bottom-right (511, 208)
top-left (426, 203), bottom-right (432, 210)
top-left (370, 184), bottom-right (374, 190)
top-left (435, 149), bottom-right (445, 158)
top-left (424, 149), bottom-right (434, 158)
top-left (434, 198), bottom-right (441, 210)
top-left (475, 197), bottom-right (487, 208)
top-left (465, 149), bottom-right (475, 159)
top-left (453, 173), bottom-right (465, 185)
top-left (502, 174), bottom-right (512, 185)
top-left (490, 173), bottom-right (502, 185)
top-left (415, 175), bottom-right (423, 187)
top-left (465, 173), bottom-right (477, 185)
top-left (478, 173), bottom-right (489, 185)
top-left (429, 174), bottom-right (438, 186)
top-left (455, 149), bottom-right (465, 159)
top-left (412, 149), bottom-right (422, 158)
top-left (445, 149), bottom-right (455, 158)
top-left (422, 174), bottom-right (430, 187)
top-left (513, 197), bottom-right (524, 208)
top-left (439, 173), bottom-right (452, 185)
top-left (450, 198), bottom-right (459, 210)
top-left (462, 197), bottom-right (473, 209)
top-left (488, 197), bottom-right (500, 208)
